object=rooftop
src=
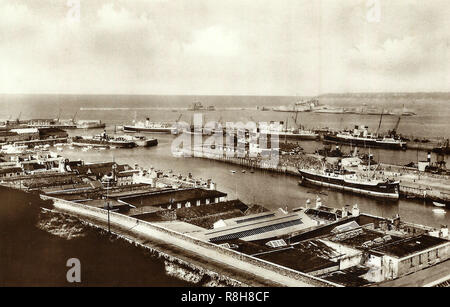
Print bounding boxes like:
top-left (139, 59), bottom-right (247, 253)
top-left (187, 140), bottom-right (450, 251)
top-left (120, 188), bottom-right (227, 208)
top-left (371, 234), bottom-right (449, 258)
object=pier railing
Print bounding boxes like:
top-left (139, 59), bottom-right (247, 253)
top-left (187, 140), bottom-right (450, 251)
top-left (41, 195), bottom-right (341, 287)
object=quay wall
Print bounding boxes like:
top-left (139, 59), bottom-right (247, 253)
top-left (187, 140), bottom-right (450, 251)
top-left (190, 151), bottom-right (450, 204)
top-left (41, 194), bottom-right (340, 287)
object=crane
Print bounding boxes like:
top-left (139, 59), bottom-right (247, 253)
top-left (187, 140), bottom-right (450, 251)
top-left (389, 116), bottom-right (401, 137)
top-left (72, 110), bottom-right (78, 123)
top-left (376, 110), bottom-right (384, 136)
top-left (175, 114), bottom-right (182, 123)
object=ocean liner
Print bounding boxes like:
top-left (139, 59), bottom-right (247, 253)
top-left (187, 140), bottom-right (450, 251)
top-left (123, 118), bottom-right (177, 134)
top-left (298, 168), bottom-right (400, 199)
top-left (324, 125), bottom-right (407, 150)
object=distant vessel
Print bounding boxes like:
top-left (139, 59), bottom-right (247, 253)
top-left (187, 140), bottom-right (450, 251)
top-left (119, 134), bottom-right (158, 147)
top-left (433, 202), bottom-right (446, 208)
top-left (324, 125), bottom-right (407, 150)
top-left (76, 120), bottom-right (106, 129)
top-left (123, 118), bottom-right (177, 134)
top-left (298, 167), bottom-right (400, 199)
top-left (312, 106), bottom-right (345, 114)
top-left (432, 208), bottom-right (446, 214)
top-left (188, 101), bottom-right (215, 111)
top-left (259, 121), bottom-right (318, 140)
top-left (72, 131), bottom-right (136, 148)
top-left (432, 139), bottom-right (450, 155)
top-left (257, 106), bottom-right (271, 111)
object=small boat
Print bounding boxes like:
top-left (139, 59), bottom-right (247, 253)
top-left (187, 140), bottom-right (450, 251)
top-left (432, 208), bottom-right (446, 214)
top-left (242, 170), bottom-right (246, 173)
top-left (230, 170), bottom-right (236, 174)
top-left (433, 202), bottom-right (446, 208)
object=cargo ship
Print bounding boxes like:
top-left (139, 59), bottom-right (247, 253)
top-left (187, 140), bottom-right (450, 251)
top-left (123, 118), bottom-right (177, 134)
top-left (324, 125), bottom-right (407, 150)
top-left (298, 168), bottom-right (400, 199)
top-left (72, 132), bottom-right (136, 148)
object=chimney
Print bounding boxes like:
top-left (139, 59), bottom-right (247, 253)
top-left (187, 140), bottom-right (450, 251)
top-left (352, 204), bottom-right (360, 216)
top-left (440, 225), bottom-right (449, 239)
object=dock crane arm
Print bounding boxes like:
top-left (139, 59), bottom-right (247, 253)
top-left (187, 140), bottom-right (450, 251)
top-left (376, 110), bottom-right (384, 136)
top-left (72, 110), bottom-right (78, 123)
top-left (390, 116), bottom-right (401, 137)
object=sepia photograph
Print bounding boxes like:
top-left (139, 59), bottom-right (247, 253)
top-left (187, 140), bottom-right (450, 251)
top-left (0, 0), bottom-right (449, 294)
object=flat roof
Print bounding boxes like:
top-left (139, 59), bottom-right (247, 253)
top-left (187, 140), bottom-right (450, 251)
top-left (205, 212), bottom-right (317, 242)
top-left (371, 234), bottom-right (449, 258)
top-left (120, 188), bottom-right (227, 208)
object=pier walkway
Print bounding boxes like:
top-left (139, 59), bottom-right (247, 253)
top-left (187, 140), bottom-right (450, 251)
top-left (42, 195), bottom-right (339, 287)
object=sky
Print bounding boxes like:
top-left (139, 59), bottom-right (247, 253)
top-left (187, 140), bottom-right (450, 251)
top-left (0, 0), bottom-right (449, 96)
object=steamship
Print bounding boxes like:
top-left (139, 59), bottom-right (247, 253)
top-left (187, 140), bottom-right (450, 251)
top-left (123, 118), bottom-right (177, 134)
top-left (298, 168), bottom-right (400, 199)
top-left (324, 125), bottom-right (407, 150)
top-left (72, 132), bottom-right (136, 148)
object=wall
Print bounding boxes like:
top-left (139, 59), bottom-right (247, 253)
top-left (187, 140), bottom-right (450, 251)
top-left (395, 243), bottom-right (450, 278)
top-left (41, 195), bottom-right (341, 287)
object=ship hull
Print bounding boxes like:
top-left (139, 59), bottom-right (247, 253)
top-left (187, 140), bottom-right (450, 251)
top-left (76, 123), bottom-right (106, 129)
top-left (72, 140), bottom-right (136, 148)
top-left (299, 170), bottom-right (399, 199)
top-left (135, 138), bottom-right (158, 147)
top-left (324, 134), bottom-right (406, 150)
top-left (274, 133), bottom-right (318, 141)
top-left (432, 147), bottom-right (450, 155)
top-left (123, 125), bottom-right (174, 134)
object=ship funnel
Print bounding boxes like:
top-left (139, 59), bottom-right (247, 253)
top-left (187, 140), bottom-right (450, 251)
top-left (427, 152), bottom-right (431, 163)
top-left (146, 118), bottom-right (150, 127)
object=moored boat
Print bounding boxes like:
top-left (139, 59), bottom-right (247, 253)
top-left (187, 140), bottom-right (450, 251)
top-left (324, 125), bottom-right (407, 150)
top-left (298, 168), bottom-right (400, 199)
top-left (433, 202), bottom-right (446, 208)
top-left (123, 118), bottom-right (177, 134)
top-left (72, 131), bottom-right (136, 148)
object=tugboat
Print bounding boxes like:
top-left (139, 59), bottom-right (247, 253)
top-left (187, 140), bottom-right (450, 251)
top-left (298, 164), bottom-right (400, 199)
top-left (72, 131), bottom-right (136, 148)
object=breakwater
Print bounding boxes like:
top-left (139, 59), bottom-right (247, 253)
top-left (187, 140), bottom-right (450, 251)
top-left (41, 194), bottom-right (340, 287)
